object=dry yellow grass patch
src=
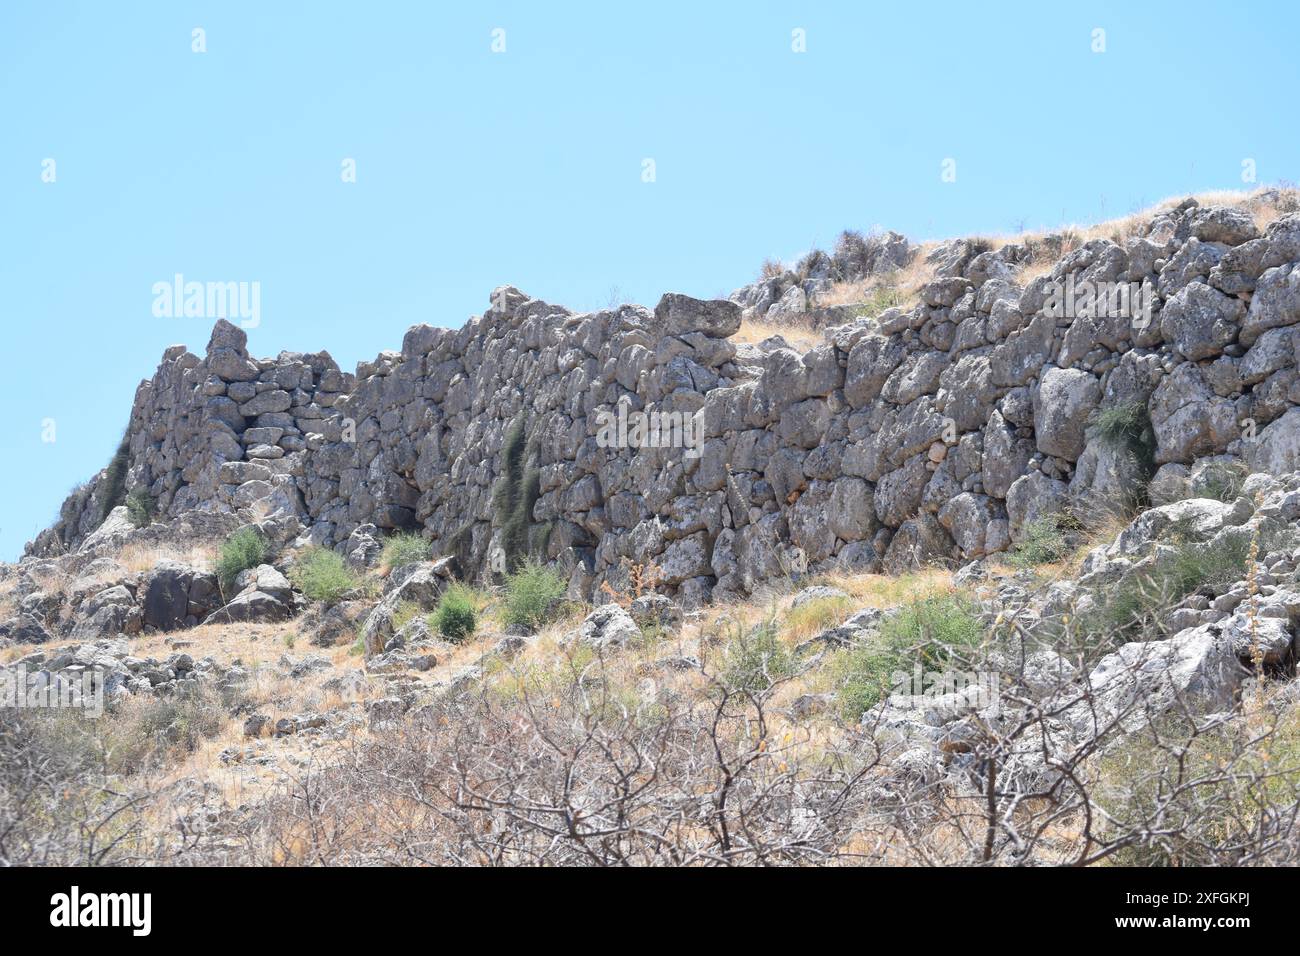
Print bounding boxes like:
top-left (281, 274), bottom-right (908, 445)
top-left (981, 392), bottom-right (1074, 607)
top-left (125, 619), bottom-right (383, 809)
top-left (731, 315), bottom-right (823, 351)
top-left (474, 615), bottom-right (843, 773)
top-left (816, 244), bottom-right (936, 312)
top-left (116, 541), bottom-right (217, 574)
top-left (129, 620), bottom-right (294, 664)
top-left (780, 595), bottom-right (856, 645)
top-left (816, 567), bottom-right (956, 608)
top-left (7, 562), bottom-right (73, 603)
top-left (0, 643), bottom-right (39, 664)
top-left (1002, 186), bottom-right (1298, 282)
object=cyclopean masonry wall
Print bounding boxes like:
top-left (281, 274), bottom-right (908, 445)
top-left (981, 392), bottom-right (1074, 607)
top-left (28, 198), bottom-right (1300, 605)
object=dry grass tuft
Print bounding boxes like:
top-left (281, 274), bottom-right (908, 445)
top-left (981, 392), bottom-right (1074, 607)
top-left (731, 316), bottom-right (824, 351)
top-left (116, 541), bottom-right (218, 574)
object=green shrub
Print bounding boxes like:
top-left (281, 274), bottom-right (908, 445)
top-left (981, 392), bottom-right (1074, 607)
top-left (1009, 516), bottom-right (1072, 568)
top-left (380, 532), bottom-right (430, 571)
top-left (98, 431), bottom-right (131, 523)
top-left (216, 527), bottom-right (268, 595)
top-left (833, 593), bottom-right (984, 721)
top-left (291, 548), bottom-right (361, 605)
top-left (125, 488), bottom-right (155, 528)
top-left (721, 618), bottom-right (794, 695)
top-left (431, 583), bottom-right (478, 642)
top-left (1091, 402), bottom-right (1148, 448)
top-left (831, 646), bottom-right (900, 722)
top-left (879, 592), bottom-right (984, 665)
top-left (1160, 530), bottom-right (1252, 596)
top-left (502, 559), bottom-right (567, 632)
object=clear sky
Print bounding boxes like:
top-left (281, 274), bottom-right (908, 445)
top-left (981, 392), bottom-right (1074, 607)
top-left (1, 0), bottom-right (1297, 560)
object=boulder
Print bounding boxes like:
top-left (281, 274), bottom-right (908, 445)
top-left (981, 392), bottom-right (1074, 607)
top-left (204, 588), bottom-right (293, 625)
top-left (1159, 283), bottom-right (1245, 361)
top-left (1082, 625), bottom-right (1247, 728)
top-left (140, 561), bottom-right (195, 631)
top-left (628, 594), bottom-right (683, 631)
top-left (1006, 472), bottom-right (1068, 541)
top-left (1033, 367), bottom-right (1101, 462)
top-left (1241, 262), bottom-right (1300, 345)
top-left (571, 604), bottom-right (641, 649)
top-left (654, 293), bottom-right (743, 339)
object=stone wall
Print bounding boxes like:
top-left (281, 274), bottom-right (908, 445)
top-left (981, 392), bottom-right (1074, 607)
top-left (29, 198), bottom-right (1300, 604)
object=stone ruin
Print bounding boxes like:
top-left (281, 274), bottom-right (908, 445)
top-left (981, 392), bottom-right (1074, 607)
top-left (28, 196), bottom-right (1300, 605)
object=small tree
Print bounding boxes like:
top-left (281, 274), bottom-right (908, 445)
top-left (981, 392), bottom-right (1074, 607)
top-left (380, 532), bottom-right (430, 572)
top-left (216, 527), bottom-right (268, 596)
top-left (502, 560), bottom-right (566, 632)
top-left (291, 548), bottom-right (361, 605)
top-left (125, 489), bottom-right (155, 528)
top-left (431, 584), bottom-right (478, 642)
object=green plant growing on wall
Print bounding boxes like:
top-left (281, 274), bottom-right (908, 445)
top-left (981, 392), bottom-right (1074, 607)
top-left (1089, 401), bottom-right (1158, 507)
top-left (99, 430), bottom-right (132, 523)
top-left (125, 488), bottom-right (155, 528)
top-left (492, 416), bottom-right (544, 574)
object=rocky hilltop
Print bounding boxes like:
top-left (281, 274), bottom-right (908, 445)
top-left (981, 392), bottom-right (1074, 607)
top-left (26, 192), bottom-right (1300, 607)
top-left (6, 190), bottom-right (1300, 867)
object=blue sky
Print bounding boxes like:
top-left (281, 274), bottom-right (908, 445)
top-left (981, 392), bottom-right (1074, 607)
top-left (1, 0), bottom-right (1297, 559)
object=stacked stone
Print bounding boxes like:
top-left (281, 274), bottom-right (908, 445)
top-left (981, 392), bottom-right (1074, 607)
top-left (28, 198), bottom-right (1300, 608)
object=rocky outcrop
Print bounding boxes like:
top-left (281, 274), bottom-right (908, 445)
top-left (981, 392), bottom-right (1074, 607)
top-left (25, 195), bottom-right (1300, 604)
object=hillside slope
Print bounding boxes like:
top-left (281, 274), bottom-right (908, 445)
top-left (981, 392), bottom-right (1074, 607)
top-left (4, 189), bottom-right (1300, 866)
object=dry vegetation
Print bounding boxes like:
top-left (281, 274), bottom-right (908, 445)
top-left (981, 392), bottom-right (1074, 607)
top-left (115, 541), bottom-right (217, 575)
top-left (7, 187), bottom-right (1300, 867)
top-left (4, 550), bottom-right (1298, 866)
top-left (730, 316), bottom-right (825, 352)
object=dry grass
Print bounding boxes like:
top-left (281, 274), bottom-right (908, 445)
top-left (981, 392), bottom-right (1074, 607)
top-left (817, 245), bottom-right (936, 311)
top-left (470, 593), bottom-right (857, 778)
top-left (118, 618), bottom-right (381, 810)
top-left (999, 508), bottom-right (1135, 588)
top-left (731, 315), bottom-right (824, 351)
top-left (130, 620), bottom-right (301, 663)
top-left (814, 567), bottom-right (955, 607)
top-left (116, 541), bottom-right (217, 574)
top-left (1002, 186), bottom-right (1297, 281)
top-left (9, 551), bottom-right (1297, 866)
top-left (0, 589), bottom-right (17, 623)
top-left (984, 187), bottom-right (1291, 253)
